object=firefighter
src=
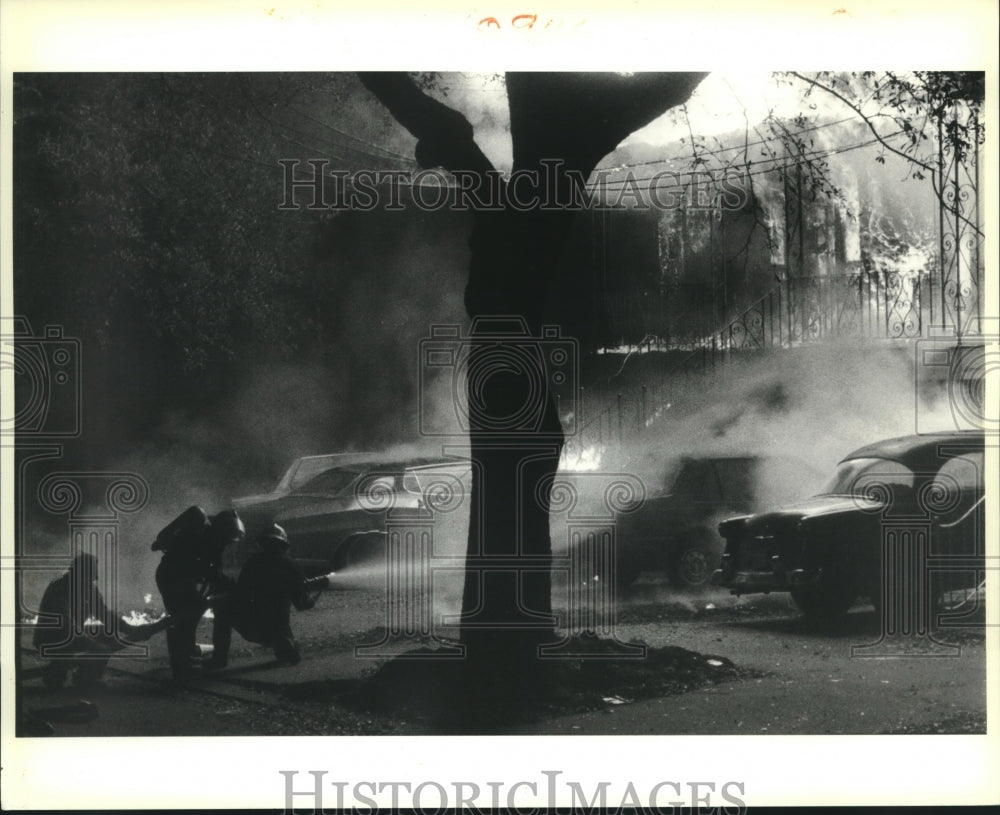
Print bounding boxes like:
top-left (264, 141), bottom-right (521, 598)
top-left (153, 507), bottom-right (245, 680)
top-left (33, 552), bottom-right (169, 689)
top-left (205, 523), bottom-right (327, 670)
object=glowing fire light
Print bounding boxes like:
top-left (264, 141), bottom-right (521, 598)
top-left (122, 610), bottom-right (168, 626)
top-left (559, 444), bottom-right (604, 472)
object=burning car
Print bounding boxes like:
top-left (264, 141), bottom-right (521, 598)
top-left (609, 454), bottom-right (822, 591)
top-left (228, 453), bottom-right (451, 576)
top-left (712, 432), bottom-right (986, 620)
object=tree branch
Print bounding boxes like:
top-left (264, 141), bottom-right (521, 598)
top-left (505, 72), bottom-right (708, 176)
top-left (788, 71), bottom-right (934, 173)
top-left (356, 72), bottom-right (496, 176)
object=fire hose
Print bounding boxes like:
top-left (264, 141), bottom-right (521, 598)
top-left (204, 572), bottom-right (338, 611)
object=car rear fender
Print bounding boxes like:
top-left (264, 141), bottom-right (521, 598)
top-left (332, 529), bottom-right (387, 571)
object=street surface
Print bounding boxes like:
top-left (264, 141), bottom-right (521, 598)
top-left (18, 579), bottom-right (988, 736)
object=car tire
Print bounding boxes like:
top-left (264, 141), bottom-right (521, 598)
top-left (790, 584), bottom-right (855, 620)
top-left (670, 541), bottom-right (716, 592)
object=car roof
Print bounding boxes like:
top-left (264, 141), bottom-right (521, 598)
top-left (286, 453), bottom-right (450, 490)
top-left (840, 432), bottom-right (984, 472)
top-left (302, 458), bottom-right (449, 478)
top-left (673, 454), bottom-right (760, 464)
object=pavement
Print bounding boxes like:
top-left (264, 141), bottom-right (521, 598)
top-left (16, 608), bottom-right (989, 737)
top-left (515, 666), bottom-right (986, 735)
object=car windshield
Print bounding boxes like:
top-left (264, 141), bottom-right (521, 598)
top-left (403, 462), bottom-right (472, 494)
top-left (669, 459), bottom-right (721, 499)
top-left (821, 457), bottom-right (915, 496)
top-left (933, 452), bottom-right (983, 491)
top-left (282, 453), bottom-right (389, 491)
top-left (930, 452), bottom-right (984, 517)
top-left (294, 468), bottom-right (362, 496)
top-left (289, 457), bottom-right (341, 489)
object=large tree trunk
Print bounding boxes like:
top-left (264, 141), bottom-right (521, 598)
top-left (459, 208), bottom-right (577, 714)
top-left (358, 71), bottom-right (707, 719)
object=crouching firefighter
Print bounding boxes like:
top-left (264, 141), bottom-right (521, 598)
top-left (205, 524), bottom-right (329, 670)
top-left (153, 506), bottom-right (245, 680)
top-left (33, 552), bottom-right (170, 689)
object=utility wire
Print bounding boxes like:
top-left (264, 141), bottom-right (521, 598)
top-left (603, 114), bottom-right (862, 172)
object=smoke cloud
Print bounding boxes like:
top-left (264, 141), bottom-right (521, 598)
top-left (608, 340), bottom-right (932, 498)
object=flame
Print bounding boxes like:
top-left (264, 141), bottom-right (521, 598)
top-left (560, 444), bottom-right (604, 472)
top-left (121, 610), bottom-right (168, 626)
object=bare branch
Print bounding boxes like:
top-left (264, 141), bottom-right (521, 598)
top-left (787, 71), bottom-right (934, 173)
top-left (356, 72), bottom-right (496, 176)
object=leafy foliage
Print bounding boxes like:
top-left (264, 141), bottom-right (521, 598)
top-left (786, 71), bottom-right (984, 198)
top-left (14, 74), bottom-right (342, 371)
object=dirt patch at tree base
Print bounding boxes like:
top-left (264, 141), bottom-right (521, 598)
top-left (277, 633), bottom-right (752, 733)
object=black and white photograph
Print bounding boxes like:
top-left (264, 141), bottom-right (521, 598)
top-left (1, 1), bottom-right (997, 810)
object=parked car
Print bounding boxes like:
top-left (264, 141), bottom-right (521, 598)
top-left (227, 453), bottom-right (449, 576)
top-left (608, 454), bottom-right (822, 591)
top-left (712, 432), bottom-right (986, 619)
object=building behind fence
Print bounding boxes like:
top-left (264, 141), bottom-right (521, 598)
top-left (566, 106), bottom-right (984, 462)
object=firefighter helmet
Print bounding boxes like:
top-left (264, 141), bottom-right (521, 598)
top-left (152, 505), bottom-right (209, 552)
top-left (210, 509), bottom-right (246, 545)
top-left (258, 523), bottom-right (290, 548)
